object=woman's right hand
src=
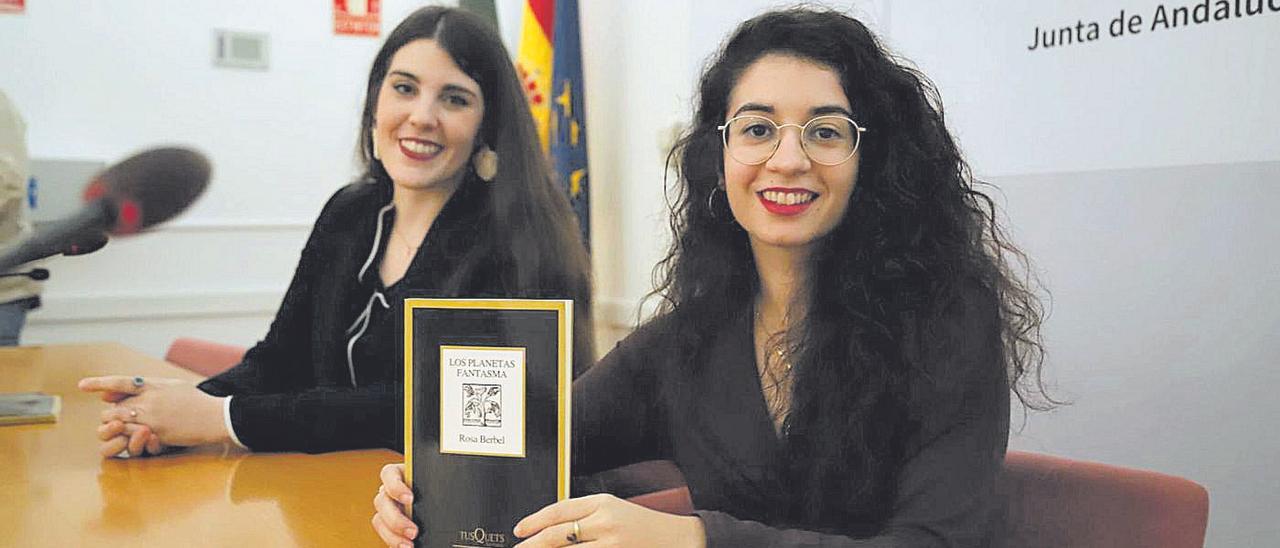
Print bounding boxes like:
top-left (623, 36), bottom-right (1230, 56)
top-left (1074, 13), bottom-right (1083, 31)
top-left (97, 419), bottom-right (165, 458)
top-left (372, 463), bottom-right (418, 547)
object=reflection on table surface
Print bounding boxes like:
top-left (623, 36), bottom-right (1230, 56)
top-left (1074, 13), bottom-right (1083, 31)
top-left (1, 343), bottom-right (397, 547)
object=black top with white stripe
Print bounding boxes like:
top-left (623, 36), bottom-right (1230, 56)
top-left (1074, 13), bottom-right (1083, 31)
top-left (198, 179), bottom-right (507, 453)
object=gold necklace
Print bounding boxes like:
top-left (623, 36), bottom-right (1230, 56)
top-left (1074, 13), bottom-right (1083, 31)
top-left (754, 304), bottom-right (793, 431)
top-left (754, 306), bottom-right (793, 372)
top-left (390, 227), bottom-right (422, 259)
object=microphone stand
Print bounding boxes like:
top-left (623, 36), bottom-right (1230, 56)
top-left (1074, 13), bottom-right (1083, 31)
top-left (0, 268), bottom-right (50, 281)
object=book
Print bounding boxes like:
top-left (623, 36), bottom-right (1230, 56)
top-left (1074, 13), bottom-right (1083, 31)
top-left (404, 299), bottom-right (572, 548)
top-left (0, 392), bottom-right (61, 426)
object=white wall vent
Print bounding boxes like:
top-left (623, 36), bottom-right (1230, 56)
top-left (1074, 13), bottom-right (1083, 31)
top-left (214, 30), bottom-right (269, 70)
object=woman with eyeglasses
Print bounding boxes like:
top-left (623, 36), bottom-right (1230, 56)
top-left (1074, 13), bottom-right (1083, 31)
top-left (78, 6), bottom-right (593, 457)
top-left (374, 7), bottom-right (1047, 547)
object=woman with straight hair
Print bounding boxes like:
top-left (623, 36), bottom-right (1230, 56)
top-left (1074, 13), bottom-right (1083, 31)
top-left (375, 6), bottom-right (1049, 547)
top-left (81, 6), bottom-right (593, 457)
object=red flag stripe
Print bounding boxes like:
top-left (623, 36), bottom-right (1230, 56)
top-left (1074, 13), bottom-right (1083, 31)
top-left (528, 0), bottom-right (554, 39)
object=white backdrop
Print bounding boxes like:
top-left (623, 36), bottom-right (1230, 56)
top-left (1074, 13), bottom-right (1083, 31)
top-left (885, 3), bottom-right (1279, 545)
top-left (886, 0), bottom-right (1279, 177)
top-left (0, 1), bottom-right (442, 354)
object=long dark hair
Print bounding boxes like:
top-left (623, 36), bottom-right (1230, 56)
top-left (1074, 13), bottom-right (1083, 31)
top-left (356, 6), bottom-right (594, 367)
top-left (653, 7), bottom-right (1051, 532)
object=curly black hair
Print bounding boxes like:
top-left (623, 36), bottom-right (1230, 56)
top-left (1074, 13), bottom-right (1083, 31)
top-left (649, 7), bottom-right (1053, 532)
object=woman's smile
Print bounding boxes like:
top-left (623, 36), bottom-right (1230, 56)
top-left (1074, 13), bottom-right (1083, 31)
top-left (757, 187), bottom-right (819, 215)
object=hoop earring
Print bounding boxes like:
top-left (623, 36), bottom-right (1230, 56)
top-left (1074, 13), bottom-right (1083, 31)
top-left (707, 186), bottom-right (723, 220)
top-left (473, 145), bottom-right (498, 182)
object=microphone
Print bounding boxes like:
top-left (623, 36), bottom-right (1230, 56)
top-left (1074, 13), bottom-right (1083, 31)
top-left (63, 231), bottom-right (109, 256)
top-left (0, 147), bottom-right (211, 272)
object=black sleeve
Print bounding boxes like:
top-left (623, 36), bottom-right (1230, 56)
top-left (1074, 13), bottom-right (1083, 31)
top-left (695, 290), bottom-right (1010, 548)
top-left (195, 188), bottom-right (402, 453)
top-left (571, 323), bottom-right (670, 477)
top-left (224, 382), bottom-right (401, 452)
top-left (196, 193), bottom-right (332, 398)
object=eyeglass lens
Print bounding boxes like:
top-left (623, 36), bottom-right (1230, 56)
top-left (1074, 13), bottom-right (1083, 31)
top-left (722, 115), bottom-right (860, 165)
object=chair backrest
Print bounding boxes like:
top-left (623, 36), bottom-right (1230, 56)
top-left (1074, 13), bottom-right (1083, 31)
top-left (583, 460), bottom-right (695, 515)
top-left (1001, 451), bottom-right (1210, 548)
top-left (163, 337), bottom-right (247, 378)
top-left (627, 486), bottom-right (694, 516)
top-left (605, 453), bottom-right (1210, 547)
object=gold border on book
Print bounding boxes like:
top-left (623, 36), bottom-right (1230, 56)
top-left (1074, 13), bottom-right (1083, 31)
top-left (403, 298), bottom-right (573, 519)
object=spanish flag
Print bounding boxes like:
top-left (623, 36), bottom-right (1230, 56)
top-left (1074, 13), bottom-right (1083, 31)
top-left (517, 0), bottom-right (555, 151)
top-left (519, 0), bottom-right (589, 247)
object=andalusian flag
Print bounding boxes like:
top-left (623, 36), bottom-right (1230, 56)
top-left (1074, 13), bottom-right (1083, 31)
top-left (548, 0), bottom-right (589, 247)
top-left (458, 0), bottom-right (497, 26)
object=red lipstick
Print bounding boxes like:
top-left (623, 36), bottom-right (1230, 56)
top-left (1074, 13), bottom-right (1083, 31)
top-left (398, 139), bottom-right (441, 162)
top-left (757, 188), bottom-right (817, 216)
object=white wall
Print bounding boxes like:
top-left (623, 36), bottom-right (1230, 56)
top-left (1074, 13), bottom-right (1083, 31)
top-left (884, 0), bottom-right (1279, 177)
top-left (994, 162), bottom-right (1280, 547)
top-left (877, 3), bottom-right (1278, 545)
top-left (1, 1), bottom-right (449, 355)
top-left (0, 0), bottom-right (692, 355)
top-left (577, 1), bottom-right (693, 336)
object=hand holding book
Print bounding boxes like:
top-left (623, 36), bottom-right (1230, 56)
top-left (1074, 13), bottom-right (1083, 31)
top-left (511, 493), bottom-right (706, 548)
top-left (372, 464), bottom-right (708, 548)
top-left (373, 463), bottom-right (418, 547)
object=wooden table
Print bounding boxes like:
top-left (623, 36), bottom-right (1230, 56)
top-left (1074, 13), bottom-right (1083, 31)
top-left (0, 343), bottom-right (397, 547)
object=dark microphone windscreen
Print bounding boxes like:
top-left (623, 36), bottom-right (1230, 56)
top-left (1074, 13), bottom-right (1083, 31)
top-left (63, 232), bottom-right (109, 256)
top-left (83, 147), bottom-right (211, 234)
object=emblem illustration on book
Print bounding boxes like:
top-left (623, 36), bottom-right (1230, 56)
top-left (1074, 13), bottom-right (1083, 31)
top-left (463, 384), bottom-right (503, 427)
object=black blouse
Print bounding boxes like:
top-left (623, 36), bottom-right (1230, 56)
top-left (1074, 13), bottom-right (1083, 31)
top-left (198, 180), bottom-right (506, 453)
top-left (573, 290), bottom-right (1009, 547)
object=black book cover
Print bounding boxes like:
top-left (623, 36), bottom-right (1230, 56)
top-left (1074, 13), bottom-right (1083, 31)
top-left (404, 299), bottom-right (572, 548)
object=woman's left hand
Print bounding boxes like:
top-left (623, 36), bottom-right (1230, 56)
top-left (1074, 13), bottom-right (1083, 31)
top-left (79, 375), bottom-right (231, 448)
top-left (512, 493), bottom-right (706, 548)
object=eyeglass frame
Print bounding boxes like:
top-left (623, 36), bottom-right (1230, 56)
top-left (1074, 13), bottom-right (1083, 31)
top-left (716, 114), bottom-right (868, 166)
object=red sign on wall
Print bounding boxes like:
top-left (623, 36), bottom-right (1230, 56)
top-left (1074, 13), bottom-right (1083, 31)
top-left (334, 0), bottom-right (380, 37)
top-left (0, 0), bottom-right (25, 15)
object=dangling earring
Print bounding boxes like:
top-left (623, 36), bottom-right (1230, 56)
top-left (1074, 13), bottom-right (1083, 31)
top-left (473, 145), bottom-right (498, 182)
top-left (371, 125), bottom-right (381, 160)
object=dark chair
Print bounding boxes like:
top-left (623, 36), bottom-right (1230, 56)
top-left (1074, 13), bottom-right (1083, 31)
top-left (589, 460), bottom-right (694, 515)
top-left (1001, 451), bottom-right (1209, 548)
top-left (607, 452), bottom-right (1210, 548)
top-left (627, 486), bottom-right (694, 516)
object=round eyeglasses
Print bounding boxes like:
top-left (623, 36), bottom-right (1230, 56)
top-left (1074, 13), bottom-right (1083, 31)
top-left (718, 115), bottom-right (867, 166)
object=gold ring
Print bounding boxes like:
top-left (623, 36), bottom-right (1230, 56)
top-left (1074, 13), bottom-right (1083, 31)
top-left (566, 520), bottom-right (582, 544)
